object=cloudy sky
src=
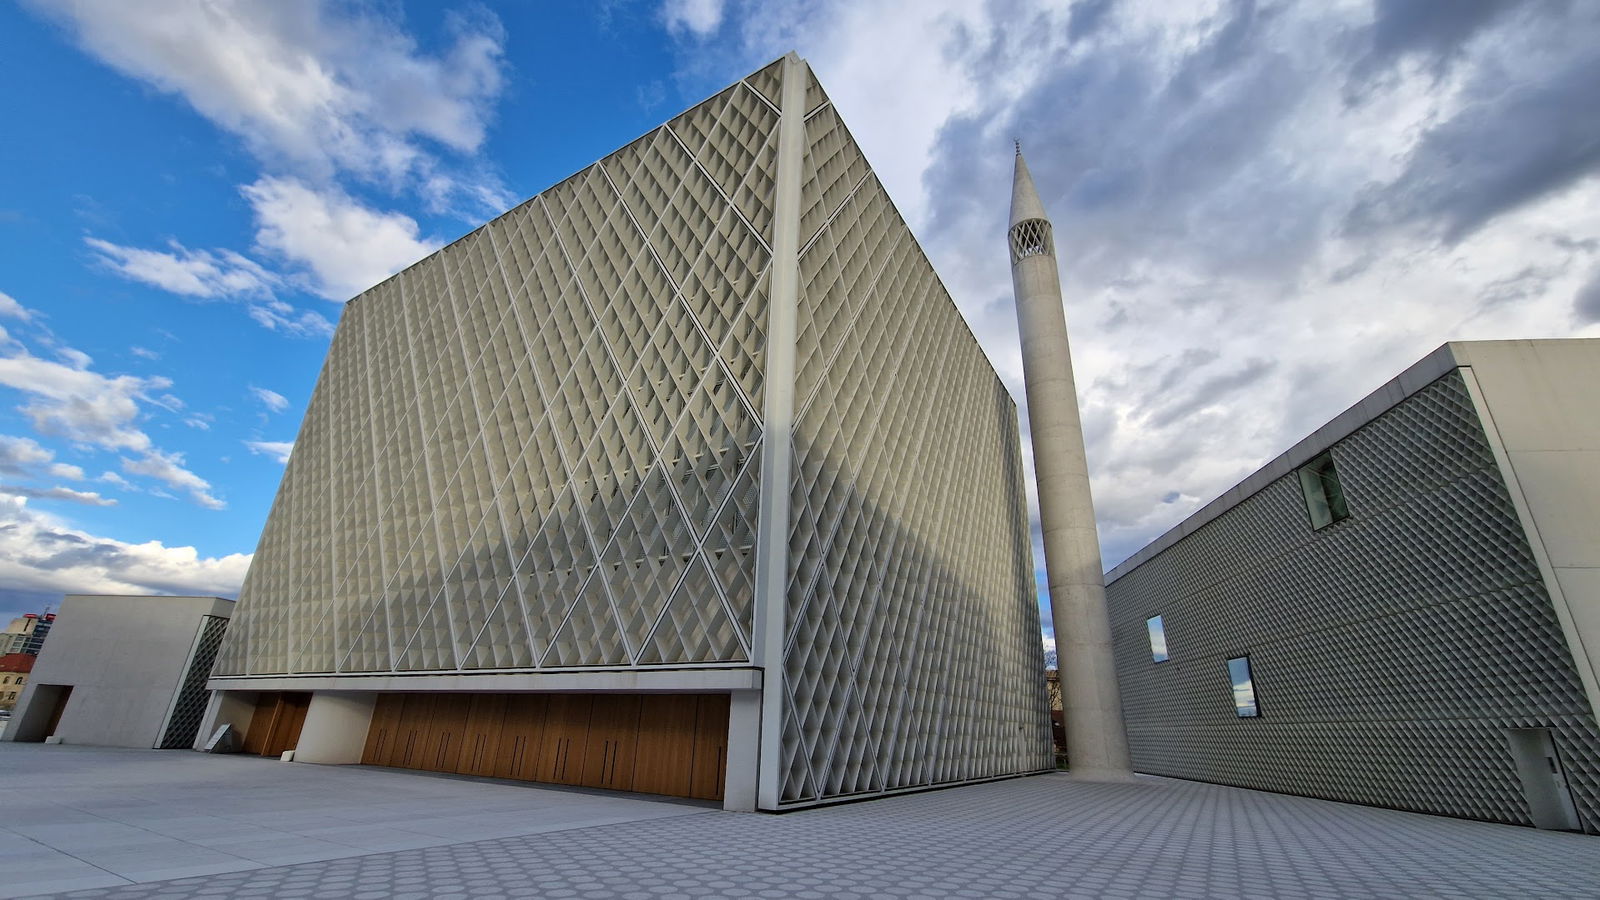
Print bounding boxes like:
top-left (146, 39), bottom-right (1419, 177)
top-left (1, 0), bottom-right (1596, 634)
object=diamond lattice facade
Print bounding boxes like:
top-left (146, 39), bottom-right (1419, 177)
top-left (1105, 340), bottom-right (1600, 833)
top-left (206, 54), bottom-right (1052, 810)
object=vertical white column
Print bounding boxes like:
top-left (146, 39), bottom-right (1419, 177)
top-left (722, 689), bottom-right (763, 811)
top-left (293, 691), bottom-right (377, 764)
top-left (1009, 150), bottom-right (1133, 780)
top-left (751, 52), bottom-right (808, 810)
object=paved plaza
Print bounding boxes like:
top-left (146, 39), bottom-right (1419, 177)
top-left (2, 744), bottom-right (1597, 899)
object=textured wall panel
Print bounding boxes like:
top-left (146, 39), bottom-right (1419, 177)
top-left (1106, 371), bottom-right (1600, 832)
top-left (215, 69), bottom-right (781, 676)
top-left (779, 76), bottom-right (1053, 805)
top-left (214, 56), bottom-right (1051, 809)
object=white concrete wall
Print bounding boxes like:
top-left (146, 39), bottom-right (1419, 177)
top-left (294, 692), bottom-right (377, 764)
top-left (4, 595), bottom-right (234, 748)
top-left (1458, 339), bottom-right (1600, 722)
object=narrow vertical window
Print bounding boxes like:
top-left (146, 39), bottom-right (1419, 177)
top-left (1297, 451), bottom-right (1349, 529)
top-left (1146, 615), bottom-right (1169, 662)
top-left (1227, 656), bottom-right (1258, 717)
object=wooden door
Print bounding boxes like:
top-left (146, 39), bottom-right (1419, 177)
top-left (537, 694), bottom-right (592, 785)
top-left (241, 692), bottom-right (278, 756)
top-left (264, 692), bottom-right (311, 757)
top-left (392, 693), bottom-right (437, 768)
top-left (582, 695), bottom-right (642, 791)
top-left (457, 694), bottom-right (508, 776)
top-left (421, 694), bottom-right (470, 772)
top-left (494, 693), bottom-right (549, 781)
top-left (689, 694), bottom-right (730, 801)
top-left (632, 694), bottom-right (699, 797)
top-left (362, 694), bottom-right (407, 765)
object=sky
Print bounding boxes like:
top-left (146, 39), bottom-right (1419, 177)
top-left (2, 1), bottom-right (1598, 647)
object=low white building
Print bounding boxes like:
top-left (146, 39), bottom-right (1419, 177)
top-left (2, 594), bottom-right (233, 749)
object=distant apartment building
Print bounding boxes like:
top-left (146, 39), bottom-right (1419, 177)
top-left (1, 652), bottom-right (35, 710)
top-left (1, 612), bottom-right (55, 656)
top-left (1106, 340), bottom-right (1600, 834)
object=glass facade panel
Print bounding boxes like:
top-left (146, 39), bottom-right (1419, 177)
top-left (1146, 615), bottom-right (1169, 662)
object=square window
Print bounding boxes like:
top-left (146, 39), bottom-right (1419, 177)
top-left (1146, 616), bottom-right (1169, 662)
top-left (1297, 451), bottom-right (1349, 529)
top-left (1227, 656), bottom-right (1259, 717)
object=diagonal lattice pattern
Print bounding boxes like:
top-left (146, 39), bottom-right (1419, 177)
top-left (213, 55), bottom-right (1049, 809)
top-left (215, 68), bottom-right (782, 678)
top-left (1106, 371), bottom-right (1600, 833)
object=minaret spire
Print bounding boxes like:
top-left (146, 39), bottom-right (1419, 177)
top-left (1007, 147), bottom-right (1134, 781)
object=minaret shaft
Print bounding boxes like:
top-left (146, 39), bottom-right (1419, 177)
top-left (1009, 151), bottom-right (1133, 779)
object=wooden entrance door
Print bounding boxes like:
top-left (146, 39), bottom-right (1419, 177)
top-left (358, 691), bottom-right (730, 801)
top-left (242, 692), bottom-right (312, 757)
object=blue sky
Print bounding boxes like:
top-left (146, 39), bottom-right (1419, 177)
top-left (2, 1), bottom-right (1598, 646)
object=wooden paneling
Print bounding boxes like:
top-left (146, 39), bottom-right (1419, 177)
top-left (538, 694), bottom-right (593, 785)
top-left (392, 693), bottom-right (436, 768)
top-left (240, 692), bottom-right (278, 756)
top-left (690, 694), bottom-right (730, 801)
top-left (457, 694), bottom-right (508, 777)
top-left (494, 694), bottom-right (549, 781)
top-left (582, 695), bottom-right (642, 791)
top-left (357, 691), bottom-right (730, 802)
top-left (422, 694), bottom-right (471, 772)
top-left (264, 692), bottom-right (311, 757)
top-left (632, 694), bottom-right (699, 797)
top-left (362, 694), bottom-right (406, 765)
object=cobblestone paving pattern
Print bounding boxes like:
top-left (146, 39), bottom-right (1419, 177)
top-left (34, 773), bottom-right (1600, 899)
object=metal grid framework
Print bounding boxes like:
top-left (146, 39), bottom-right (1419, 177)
top-left (159, 614), bottom-right (230, 750)
top-left (212, 57), bottom-right (1050, 805)
top-left (1105, 371), bottom-right (1600, 832)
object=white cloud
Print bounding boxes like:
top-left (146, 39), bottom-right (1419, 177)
top-left (246, 299), bottom-right (336, 338)
top-left (130, 345), bottom-right (159, 360)
top-left (48, 463), bottom-right (85, 481)
top-left (0, 291), bottom-right (34, 321)
top-left (250, 386), bottom-right (290, 413)
top-left (183, 414), bottom-right (213, 431)
top-left (28, 0), bottom-right (507, 187)
top-left (122, 449), bottom-right (225, 510)
top-left (682, 0), bottom-right (1600, 571)
top-left (0, 435), bottom-right (54, 476)
top-left (0, 484), bottom-right (116, 507)
top-left (0, 494), bottom-right (249, 597)
top-left (97, 471), bottom-right (134, 489)
top-left (85, 237), bottom-right (276, 299)
top-left (0, 350), bottom-right (164, 452)
top-left (245, 440), bottom-right (294, 464)
top-left (664, 0), bottom-right (727, 37)
top-left (243, 176), bottom-right (439, 300)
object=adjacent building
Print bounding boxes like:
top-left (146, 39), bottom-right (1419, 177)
top-left (2, 595), bottom-right (233, 748)
top-left (1, 611), bottom-right (55, 656)
top-left (1, 653), bottom-right (34, 710)
top-left (204, 54), bottom-right (1053, 810)
top-left (1106, 339), bottom-right (1600, 833)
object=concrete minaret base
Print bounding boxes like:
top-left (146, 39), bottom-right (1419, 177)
top-left (1008, 148), bottom-right (1133, 781)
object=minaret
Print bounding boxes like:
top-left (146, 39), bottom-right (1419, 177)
top-left (1008, 146), bottom-right (1133, 780)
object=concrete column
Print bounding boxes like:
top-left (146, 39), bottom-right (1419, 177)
top-left (1009, 149), bottom-right (1133, 780)
top-left (293, 691), bottom-right (377, 764)
top-left (192, 690), bottom-right (258, 750)
top-left (723, 689), bottom-right (762, 812)
top-left (752, 52), bottom-right (810, 811)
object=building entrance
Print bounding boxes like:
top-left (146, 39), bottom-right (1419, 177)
top-left (360, 692), bottom-right (728, 801)
top-left (240, 692), bottom-right (311, 757)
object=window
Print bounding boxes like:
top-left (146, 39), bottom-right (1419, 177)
top-left (1227, 656), bottom-right (1258, 717)
top-left (1297, 451), bottom-right (1349, 529)
top-left (1146, 616), bottom-right (1169, 662)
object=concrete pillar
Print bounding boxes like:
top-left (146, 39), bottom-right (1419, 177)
top-left (723, 689), bottom-right (762, 811)
top-left (1008, 148), bottom-right (1133, 780)
top-left (293, 691), bottom-right (377, 764)
top-left (193, 690), bottom-right (258, 750)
